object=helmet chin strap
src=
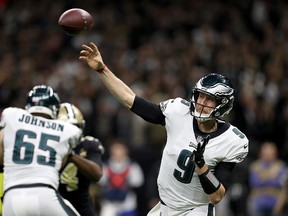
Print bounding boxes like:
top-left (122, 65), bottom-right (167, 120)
top-left (194, 115), bottom-right (214, 122)
top-left (193, 110), bottom-right (215, 122)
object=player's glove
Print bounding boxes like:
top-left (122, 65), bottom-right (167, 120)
top-left (192, 135), bottom-right (210, 168)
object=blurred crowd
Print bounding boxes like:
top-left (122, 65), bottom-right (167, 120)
top-left (1, 0), bottom-right (288, 215)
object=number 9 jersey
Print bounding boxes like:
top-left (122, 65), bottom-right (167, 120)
top-left (0, 107), bottom-right (82, 191)
top-left (157, 98), bottom-right (249, 212)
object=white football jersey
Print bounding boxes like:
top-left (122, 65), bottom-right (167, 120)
top-left (158, 98), bottom-right (249, 211)
top-left (0, 107), bottom-right (82, 191)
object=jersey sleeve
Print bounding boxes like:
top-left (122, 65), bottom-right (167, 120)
top-left (0, 108), bottom-right (12, 128)
top-left (66, 125), bottom-right (82, 148)
top-left (160, 98), bottom-right (190, 116)
top-left (0, 107), bottom-right (23, 129)
top-left (223, 130), bottom-right (249, 163)
top-left (0, 111), bottom-right (6, 129)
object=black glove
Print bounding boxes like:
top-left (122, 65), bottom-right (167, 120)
top-left (192, 135), bottom-right (210, 168)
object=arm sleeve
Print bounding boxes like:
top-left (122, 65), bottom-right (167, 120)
top-left (214, 162), bottom-right (236, 191)
top-left (130, 95), bottom-right (165, 125)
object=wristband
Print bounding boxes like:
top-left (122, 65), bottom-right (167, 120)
top-left (96, 64), bottom-right (106, 73)
top-left (199, 168), bottom-right (221, 194)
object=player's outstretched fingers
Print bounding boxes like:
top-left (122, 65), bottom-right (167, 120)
top-left (89, 42), bottom-right (101, 57)
top-left (82, 44), bottom-right (93, 53)
top-left (80, 50), bottom-right (90, 56)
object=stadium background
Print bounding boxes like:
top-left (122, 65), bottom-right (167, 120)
top-left (0, 0), bottom-right (288, 215)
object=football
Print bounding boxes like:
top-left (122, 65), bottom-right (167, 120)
top-left (58, 8), bottom-right (94, 36)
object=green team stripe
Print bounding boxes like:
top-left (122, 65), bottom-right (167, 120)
top-left (207, 203), bottom-right (214, 216)
top-left (55, 191), bottom-right (79, 216)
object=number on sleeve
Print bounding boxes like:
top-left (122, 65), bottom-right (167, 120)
top-left (232, 128), bottom-right (245, 139)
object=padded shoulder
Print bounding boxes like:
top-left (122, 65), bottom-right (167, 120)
top-left (160, 98), bottom-right (190, 116)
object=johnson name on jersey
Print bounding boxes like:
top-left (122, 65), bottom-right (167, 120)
top-left (0, 107), bottom-right (82, 191)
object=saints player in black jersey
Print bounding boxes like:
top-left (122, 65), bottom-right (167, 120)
top-left (58, 103), bottom-right (105, 216)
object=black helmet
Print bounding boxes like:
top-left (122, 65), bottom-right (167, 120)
top-left (25, 85), bottom-right (61, 119)
top-left (190, 73), bottom-right (234, 121)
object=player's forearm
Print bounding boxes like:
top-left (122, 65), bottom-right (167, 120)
top-left (207, 184), bottom-right (225, 204)
top-left (98, 67), bottom-right (136, 109)
top-left (70, 154), bottom-right (103, 181)
top-left (196, 164), bottom-right (225, 204)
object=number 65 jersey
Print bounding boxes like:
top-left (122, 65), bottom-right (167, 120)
top-left (157, 98), bottom-right (249, 211)
top-left (0, 107), bottom-right (82, 191)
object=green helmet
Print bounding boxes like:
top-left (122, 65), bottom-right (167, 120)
top-left (25, 85), bottom-right (61, 119)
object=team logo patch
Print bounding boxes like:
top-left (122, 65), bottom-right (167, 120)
top-left (196, 136), bottom-right (204, 143)
top-left (180, 99), bottom-right (190, 106)
top-left (160, 101), bottom-right (169, 112)
top-left (32, 97), bottom-right (40, 102)
top-left (235, 152), bottom-right (248, 161)
top-left (189, 142), bottom-right (197, 148)
top-left (32, 95), bottom-right (49, 102)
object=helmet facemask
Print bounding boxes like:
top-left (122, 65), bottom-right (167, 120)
top-left (191, 90), bottom-right (219, 122)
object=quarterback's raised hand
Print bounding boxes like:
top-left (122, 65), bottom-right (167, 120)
top-left (79, 42), bottom-right (106, 73)
top-left (79, 41), bottom-right (136, 109)
top-left (192, 135), bottom-right (210, 168)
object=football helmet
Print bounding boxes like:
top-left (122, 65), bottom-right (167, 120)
top-left (25, 85), bottom-right (61, 119)
top-left (57, 102), bottom-right (85, 130)
top-left (190, 73), bottom-right (234, 121)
